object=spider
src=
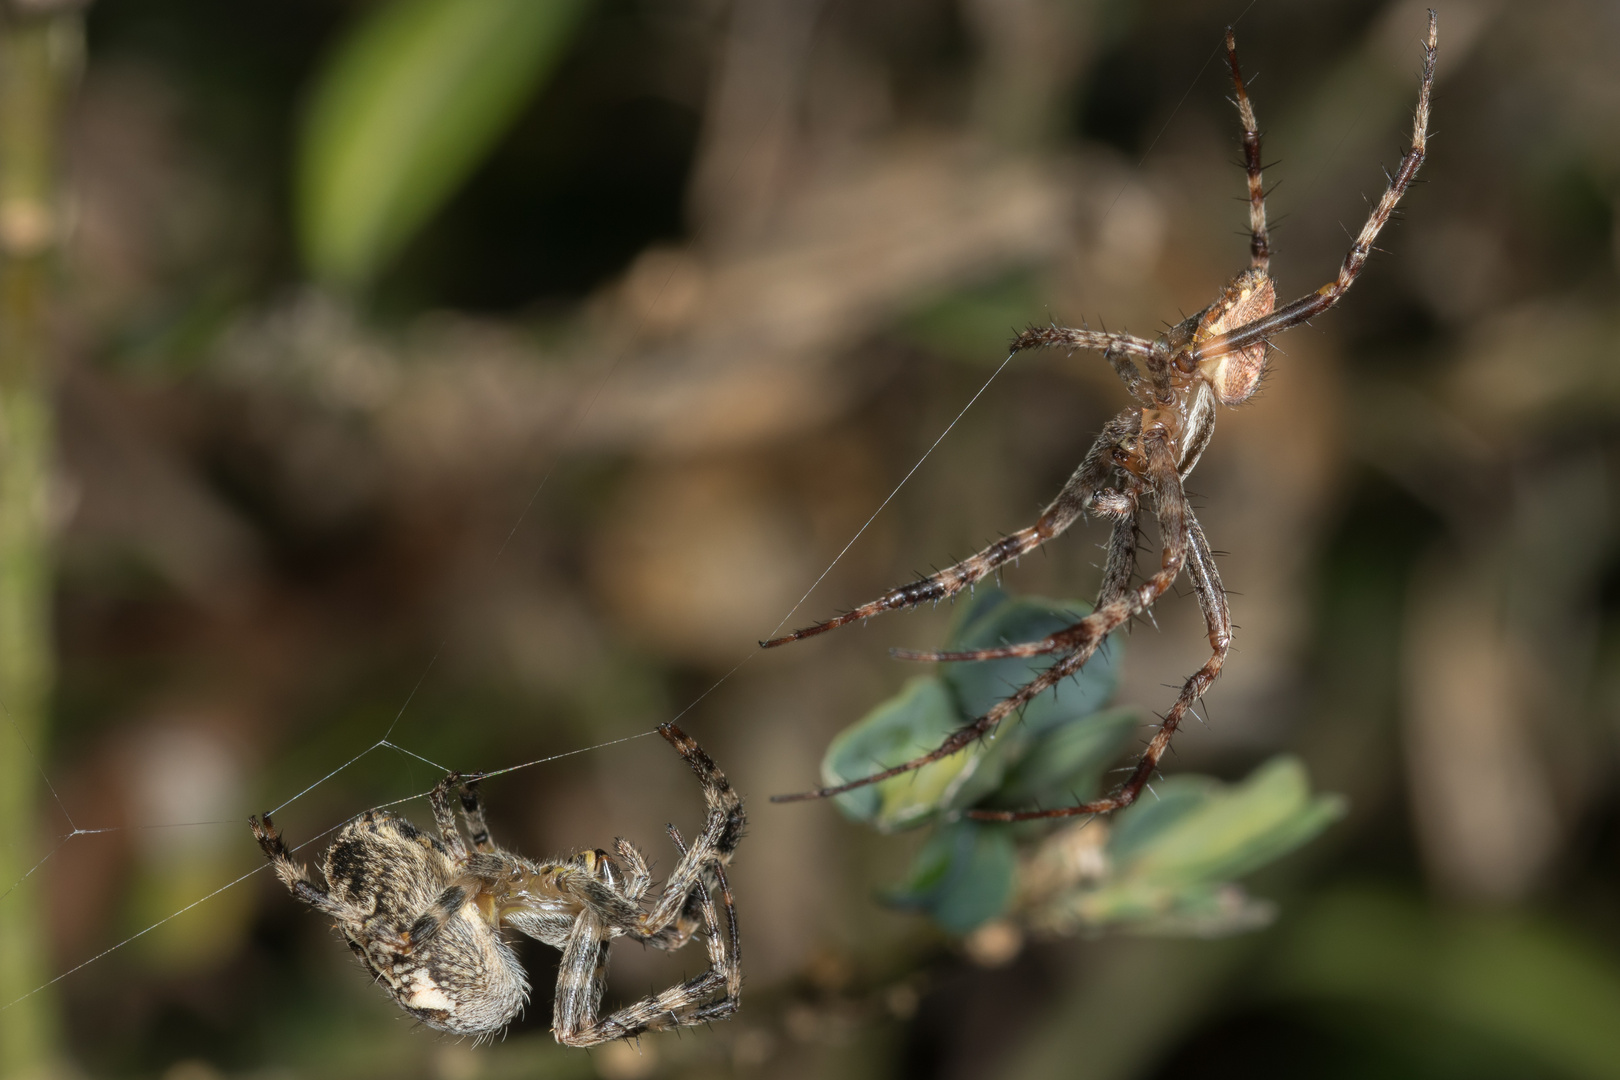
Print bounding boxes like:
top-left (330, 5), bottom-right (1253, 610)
top-left (766, 15), bottom-right (1439, 821)
top-left (248, 722), bottom-right (744, 1046)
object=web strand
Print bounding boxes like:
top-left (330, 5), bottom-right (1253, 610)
top-left (766, 351), bottom-right (1020, 642)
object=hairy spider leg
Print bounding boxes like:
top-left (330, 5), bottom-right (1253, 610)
top-left (971, 510), bottom-right (1232, 820)
top-left (614, 837), bottom-right (654, 902)
top-left (458, 776), bottom-right (496, 853)
top-left (1097, 503), bottom-right (1142, 608)
top-left (628, 724), bottom-right (744, 937)
top-left (428, 773), bottom-right (473, 860)
top-left (531, 726), bottom-right (740, 957)
top-left (1191, 10), bottom-right (1436, 368)
top-left (761, 404), bottom-right (1143, 648)
top-left (1226, 28), bottom-right (1271, 273)
top-left (772, 434), bottom-right (1189, 803)
top-left (250, 813), bottom-right (367, 924)
top-left (666, 822), bottom-right (743, 1005)
top-left (552, 824), bottom-right (740, 1047)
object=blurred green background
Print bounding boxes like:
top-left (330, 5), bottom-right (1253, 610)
top-left (2, 0), bottom-right (1620, 1077)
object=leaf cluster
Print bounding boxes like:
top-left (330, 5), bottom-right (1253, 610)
top-left (822, 590), bottom-right (1344, 935)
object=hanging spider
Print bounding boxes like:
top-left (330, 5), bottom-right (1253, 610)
top-left (766, 14), bottom-right (1438, 821)
top-left (249, 723), bottom-right (744, 1046)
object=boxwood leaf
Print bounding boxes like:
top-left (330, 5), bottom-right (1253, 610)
top-left (821, 676), bottom-right (984, 832)
top-left (986, 706), bottom-right (1141, 809)
top-left (1108, 755), bottom-right (1345, 888)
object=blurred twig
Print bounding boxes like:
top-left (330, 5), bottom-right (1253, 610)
top-left (0, 3), bottom-right (78, 1075)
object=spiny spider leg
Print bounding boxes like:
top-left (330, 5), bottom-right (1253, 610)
top-left (1226, 28), bottom-right (1270, 273)
top-left (762, 406), bottom-right (1141, 648)
top-left (552, 871), bottom-right (734, 1046)
top-left (772, 434), bottom-right (1188, 804)
top-left (1191, 10), bottom-right (1436, 367)
top-left (890, 493), bottom-right (1152, 663)
top-left (1104, 342), bottom-right (1154, 406)
top-left (668, 823), bottom-right (744, 1002)
top-left (970, 510), bottom-right (1231, 821)
top-left (552, 822), bottom-right (739, 1047)
top-left (630, 723), bottom-right (745, 941)
top-left (1097, 502), bottom-right (1142, 607)
top-left (553, 733), bottom-right (743, 1046)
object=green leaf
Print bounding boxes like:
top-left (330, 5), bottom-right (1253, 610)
top-left (987, 706), bottom-right (1141, 809)
top-left (941, 589), bottom-right (1119, 737)
top-left (1104, 775), bottom-right (1221, 866)
top-left (1042, 880), bottom-right (1277, 938)
top-left (1110, 755), bottom-right (1345, 887)
top-left (884, 821), bottom-right (1017, 934)
top-left (298, 0), bottom-right (590, 286)
top-left (821, 676), bottom-right (986, 832)
top-left (1046, 756), bottom-right (1343, 935)
top-left (819, 591), bottom-right (1127, 829)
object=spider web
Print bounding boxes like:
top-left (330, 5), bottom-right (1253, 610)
top-left (0, 3), bottom-right (1262, 1026)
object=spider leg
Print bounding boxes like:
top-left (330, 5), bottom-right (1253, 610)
top-left (615, 838), bottom-right (654, 903)
top-left (1098, 499), bottom-right (1141, 607)
top-left (551, 848), bottom-right (739, 1047)
top-left (456, 775), bottom-right (496, 853)
top-left (403, 883), bottom-right (475, 947)
top-left (551, 910), bottom-right (613, 1046)
top-left (1178, 382), bottom-right (1217, 477)
top-left (1191, 11), bottom-right (1437, 365)
top-left (428, 774), bottom-right (470, 861)
top-left (570, 726), bottom-right (740, 953)
top-left (248, 813), bottom-right (365, 923)
top-left (631, 725), bottom-right (744, 939)
top-left (763, 407), bottom-right (1141, 647)
top-left (887, 477), bottom-right (1141, 664)
top-left (660, 822), bottom-right (743, 996)
top-left (1225, 27), bottom-right (1270, 272)
top-left (970, 508), bottom-right (1232, 822)
top-left (1103, 342), bottom-right (1153, 405)
top-left (773, 433), bottom-right (1188, 803)
top-left (1011, 326), bottom-right (1156, 363)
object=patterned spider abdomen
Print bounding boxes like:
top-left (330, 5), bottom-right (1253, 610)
top-left (1195, 269), bottom-right (1275, 405)
top-left (322, 811), bottom-right (530, 1035)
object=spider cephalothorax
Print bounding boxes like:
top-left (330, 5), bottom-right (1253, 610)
top-left (767, 15), bottom-right (1439, 821)
top-left (250, 723), bottom-right (743, 1045)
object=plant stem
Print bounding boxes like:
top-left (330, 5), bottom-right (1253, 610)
top-left (0, 4), bottom-right (79, 1076)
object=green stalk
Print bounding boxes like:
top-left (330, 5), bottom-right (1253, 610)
top-left (0, 5), bottom-right (80, 1076)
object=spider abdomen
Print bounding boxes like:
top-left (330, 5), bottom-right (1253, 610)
top-left (321, 811), bottom-right (530, 1035)
top-left (1195, 271), bottom-right (1275, 405)
top-left (350, 904), bottom-right (530, 1034)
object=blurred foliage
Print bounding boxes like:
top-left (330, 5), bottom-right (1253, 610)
top-left (1267, 889), bottom-right (1620, 1080)
top-left (827, 590), bottom-right (1342, 935)
top-left (298, 0), bottom-right (590, 287)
